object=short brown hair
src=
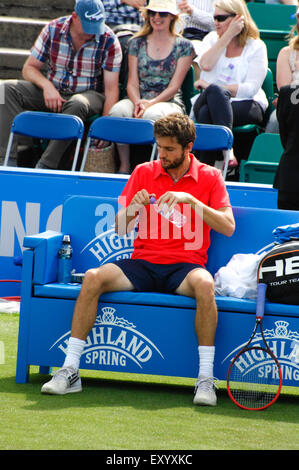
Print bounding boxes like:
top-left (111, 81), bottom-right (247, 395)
top-left (153, 113), bottom-right (196, 148)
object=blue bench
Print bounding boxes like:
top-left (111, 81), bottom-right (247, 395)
top-left (16, 195), bottom-right (299, 388)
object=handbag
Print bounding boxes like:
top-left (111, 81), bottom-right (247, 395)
top-left (83, 142), bottom-right (115, 173)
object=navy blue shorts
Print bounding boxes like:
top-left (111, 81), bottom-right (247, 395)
top-left (112, 259), bottom-right (204, 293)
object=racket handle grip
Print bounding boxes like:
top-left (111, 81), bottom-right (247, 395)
top-left (256, 282), bottom-right (267, 319)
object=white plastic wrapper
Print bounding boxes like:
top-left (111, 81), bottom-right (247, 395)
top-left (214, 253), bottom-right (266, 300)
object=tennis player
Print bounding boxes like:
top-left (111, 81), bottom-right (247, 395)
top-left (41, 113), bottom-right (235, 406)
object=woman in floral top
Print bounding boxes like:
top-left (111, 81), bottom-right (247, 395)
top-left (109, 0), bottom-right (195, 173)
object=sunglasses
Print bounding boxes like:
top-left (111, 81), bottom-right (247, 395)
top-left (213, 14), bottom-right (236, 23)
top-left (148, 10), bottom-right (169, 18)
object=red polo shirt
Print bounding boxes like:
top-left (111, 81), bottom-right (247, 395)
top-left (119, 154), bottom-right (231, 267)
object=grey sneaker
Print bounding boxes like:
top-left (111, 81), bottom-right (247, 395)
top-left (193, 376), bottom-right (217, 406)
top-left (41, 366), bottom-right (82, 395)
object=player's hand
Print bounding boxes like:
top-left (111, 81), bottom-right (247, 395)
top-left (130, 189), bottom-right (155, 210)
top-left (157, 191), bottom-right (193, 213)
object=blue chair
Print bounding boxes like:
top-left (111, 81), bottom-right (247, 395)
top-left (80, 116), bottom-right (156, 172)
top-left (3, 111), bottom-right (84, 171)
top-left (193, 124), bottom-right (234, 180)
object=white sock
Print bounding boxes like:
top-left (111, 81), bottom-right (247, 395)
top-left (198, 345), bottom-right (215, 378)
top-left (63, 337), bottom-right (85, 370)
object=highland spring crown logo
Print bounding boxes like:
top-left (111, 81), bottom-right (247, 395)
top-left (50, 306), bottom-right (164, 370)
top-left (222, 320), bottom-right (299, 383)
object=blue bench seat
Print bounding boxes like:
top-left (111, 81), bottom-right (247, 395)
top-left (34, 283), bottom-right (299, 318)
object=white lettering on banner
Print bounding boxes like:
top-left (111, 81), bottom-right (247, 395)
top-left (80, 202), bottom-right (136, 264)
top-left (50, 306), bottom-right (164, 369)
top-left (0, 201), bottom-right (62, 257)
top-left (46, 204), bottom-right (63, 232)
top-left (0, 201), bottom-right (40, 257)
top-left (222, 320), bottom-right (299, 383)
top-left (87, 228), bottom-right (135, 264)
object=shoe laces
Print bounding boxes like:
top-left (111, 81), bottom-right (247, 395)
top-left (51, 366), bottom-right (76, 379)
top-left (194, 376), bottom-right (218, 393)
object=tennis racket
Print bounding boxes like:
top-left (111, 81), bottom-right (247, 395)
top-left (227, 282), bottom-right (282, 410)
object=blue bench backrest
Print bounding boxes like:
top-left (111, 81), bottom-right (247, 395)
top-left (61, 196), bottom-right (299, 276)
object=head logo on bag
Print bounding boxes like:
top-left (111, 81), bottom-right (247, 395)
top-left (258, 239), bottom-right (299, 304)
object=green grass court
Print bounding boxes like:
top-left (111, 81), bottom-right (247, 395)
top-left (0, 313), bottom-right (298, 451)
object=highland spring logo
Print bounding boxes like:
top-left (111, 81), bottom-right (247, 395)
top-left (81, 226), bottom-right (135, 265)
top-left (50, 306), bottom-right (164, 369)
top-left (222, 320), bottom-right (299, 383)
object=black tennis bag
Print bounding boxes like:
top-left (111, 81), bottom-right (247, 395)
top-left (257, 239), bottom-right (299, 304)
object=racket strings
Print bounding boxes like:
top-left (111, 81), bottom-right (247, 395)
top-left (228, 348), bottom-right (281, 410)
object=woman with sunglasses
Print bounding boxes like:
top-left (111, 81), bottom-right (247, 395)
top-left (109, 0), bottom-right (195, 173)
top-left (191, 0), bottom-right (268, 168)
top-left (272, 8), bottom-right (299, 210)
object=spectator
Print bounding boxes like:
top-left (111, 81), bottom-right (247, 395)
top-left (103, 0), bottom-right (145, 30)
top-left (191, 0), bottom-right (268, 168)
top-left (102, 0), bottom-right (146, 93)
top-left (273, 7), bottom-right (299, 210)
top-left (0, 0), bottom-right (122, 170)
top-left (108, 0), bottom-right (195, 173)
top-left (41, 113), bottom-right (235, 406)
top-left (178, 0), bottom-right (215, 79)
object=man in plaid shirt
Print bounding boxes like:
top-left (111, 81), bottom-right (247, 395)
top-left (0, 0), bottom-right (122, 170)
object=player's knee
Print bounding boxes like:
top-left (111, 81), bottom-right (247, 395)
top-left (82, 268), bottom-right (104, 295)
top-left (194, 274), bottom-right (214, 301)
